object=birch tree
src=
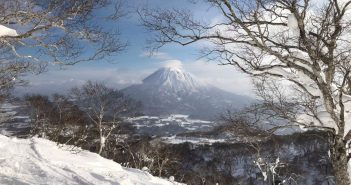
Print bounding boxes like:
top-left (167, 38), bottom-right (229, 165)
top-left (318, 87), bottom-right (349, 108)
top-left (25, 94), bottom-right (88, 145)
top-left (139, 0), bottom-right (351, 184)
top-left (71, 81), bottom-right (140, 155)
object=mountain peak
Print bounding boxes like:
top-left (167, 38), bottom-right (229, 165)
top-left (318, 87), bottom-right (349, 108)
top-left (142, 66), bottom-right (205, 93)
top-left (122, 66), bottom-right (253, 119)
top-left (163, 65), bottom-right (183, 72)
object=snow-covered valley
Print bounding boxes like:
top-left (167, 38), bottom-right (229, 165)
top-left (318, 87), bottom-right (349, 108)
top-left (126, 114), bottom-right (219, 136)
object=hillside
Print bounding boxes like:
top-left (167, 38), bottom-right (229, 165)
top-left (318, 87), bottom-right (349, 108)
top-left (0, 135), bottom-right (180, 185)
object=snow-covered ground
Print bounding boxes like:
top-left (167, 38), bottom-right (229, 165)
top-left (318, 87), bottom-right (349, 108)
top-left (161, 135), bottom-right (227, 145)
top-left (0, 102), bottom-right (31, 137)
top-left (161, 135), bottom-right (265, 145)
top-left (126, 114), bottom-right (218, 136)
top-left (0, 135), bottom-right (182, 185)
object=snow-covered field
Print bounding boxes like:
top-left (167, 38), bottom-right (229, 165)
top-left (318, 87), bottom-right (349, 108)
top-left (0, 135), bottom-right (181, 185)
top-left (0, 102), bottom-right (31, 137)
top-left (161, 135), bottom-right (265, 145)
top-left (126, 114), bottom-right (218, 136)
top-left (161, 135), bottom-right (227, 145)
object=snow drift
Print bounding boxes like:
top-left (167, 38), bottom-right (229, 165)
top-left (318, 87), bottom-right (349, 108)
top-left (0, 135), bottom-right (180, 185)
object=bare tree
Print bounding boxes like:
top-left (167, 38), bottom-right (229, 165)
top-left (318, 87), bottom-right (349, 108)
top-left (140, 0), bottom-right (351, 184)
top-left (223, 112), bottom-right (283, 184)
top-left (0, 0), bottom-right (126, 98)
top-left (25, 94), bottom-right (54, 137)
top-left (113, 137), bottom-right (182, 179)
top-left (25, 93), bottom-right (89, 147)
top-left (50, 94), bottom-right (89, 146)
top-left (71, 81), bottom-right (140, 155)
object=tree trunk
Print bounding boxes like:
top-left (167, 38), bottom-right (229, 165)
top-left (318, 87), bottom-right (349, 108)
top-left (98, 122), bottom-right (103, 155)
top-left (332, 138), bottom-right (350, 185)
top-left (98, 136), bottom-right (103, 155)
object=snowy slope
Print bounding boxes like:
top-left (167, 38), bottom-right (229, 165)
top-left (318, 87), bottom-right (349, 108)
top-left (123, 66), bottom-right (253, 120)
top-left (0, 135), bottom-right (181, 185)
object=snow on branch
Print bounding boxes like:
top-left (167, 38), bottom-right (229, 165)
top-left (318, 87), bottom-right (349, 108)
top-left (0, 25), bottom-right (18, 37)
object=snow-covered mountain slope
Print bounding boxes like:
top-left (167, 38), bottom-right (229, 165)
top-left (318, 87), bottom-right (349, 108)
top-left (0, 135), bottom-right (181, 185)
top-left (143, 66), bottom-right (204, 93)
top-left (123, 66), bottom-right (253, 120)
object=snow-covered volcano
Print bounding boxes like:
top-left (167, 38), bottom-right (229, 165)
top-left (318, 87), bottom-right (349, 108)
top-left (142, 66), bottom-right (205, 93)
top-left (123, 66), bottom-right (253, 120)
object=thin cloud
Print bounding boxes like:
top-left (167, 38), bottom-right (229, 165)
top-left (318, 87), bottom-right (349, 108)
top-left (140, 51), bottom-right (172, 60)
top-left (15, 66), bottom-right (153, 95)
top-left (17, 54), bottom-right (254, 97)
top-left (183, 60), bottom-right (254, 96)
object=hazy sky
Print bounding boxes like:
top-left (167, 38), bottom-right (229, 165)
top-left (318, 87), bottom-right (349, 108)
top-left (16, 0), bottom-right (253, 97)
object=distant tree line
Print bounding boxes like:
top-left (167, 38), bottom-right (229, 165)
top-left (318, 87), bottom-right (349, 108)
top-left (25, 81), bottom-right (141, 156)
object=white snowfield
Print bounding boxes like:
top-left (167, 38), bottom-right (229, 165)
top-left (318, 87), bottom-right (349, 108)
top-left (0, 135), bottom-right (181, 185)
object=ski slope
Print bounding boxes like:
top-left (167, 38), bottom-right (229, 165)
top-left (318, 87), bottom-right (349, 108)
top-left (0, 135), bottom-right (181, 185)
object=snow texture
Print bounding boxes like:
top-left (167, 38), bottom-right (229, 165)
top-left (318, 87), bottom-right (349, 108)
top-left (0, 135), bottom-right (182, 185)
top-left (0, 25), bottom-right (18, 37)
